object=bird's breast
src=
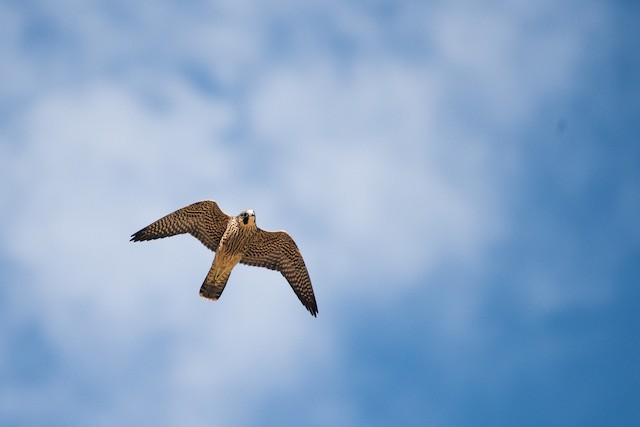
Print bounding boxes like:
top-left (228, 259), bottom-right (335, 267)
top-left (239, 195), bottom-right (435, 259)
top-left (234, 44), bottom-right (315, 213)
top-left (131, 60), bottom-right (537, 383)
top-left (219, 224), bottom-right (255, 255)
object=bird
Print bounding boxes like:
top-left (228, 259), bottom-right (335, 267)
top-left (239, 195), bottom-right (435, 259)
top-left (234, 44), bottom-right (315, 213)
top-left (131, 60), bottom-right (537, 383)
top-left (130, 200), bottom-right (318, 317)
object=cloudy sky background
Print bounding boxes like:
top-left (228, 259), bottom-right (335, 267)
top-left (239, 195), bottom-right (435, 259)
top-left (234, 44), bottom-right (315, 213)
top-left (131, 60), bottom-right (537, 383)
top-left (1, 0), bottom-right (639, 425)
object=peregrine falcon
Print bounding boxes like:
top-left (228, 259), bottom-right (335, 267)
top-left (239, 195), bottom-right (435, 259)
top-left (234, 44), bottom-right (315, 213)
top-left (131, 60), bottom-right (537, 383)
top-left (130, 200), bottom-right (318, 316)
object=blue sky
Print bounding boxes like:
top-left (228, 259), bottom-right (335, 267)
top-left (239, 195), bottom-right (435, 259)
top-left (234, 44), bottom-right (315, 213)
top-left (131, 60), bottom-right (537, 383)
top-left (1, 0), bottom-right (639, 426)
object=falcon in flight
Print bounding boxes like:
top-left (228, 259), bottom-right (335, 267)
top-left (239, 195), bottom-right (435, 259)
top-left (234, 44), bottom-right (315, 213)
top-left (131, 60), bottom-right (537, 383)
top-left (130, 200), bottom-right (318, 316)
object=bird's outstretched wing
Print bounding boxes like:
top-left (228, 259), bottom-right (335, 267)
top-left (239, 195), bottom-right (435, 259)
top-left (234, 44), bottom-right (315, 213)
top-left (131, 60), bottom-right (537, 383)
top-left (130, 200), bottom-right (231, 251)
top-left (241, 230), bottom-right (318, 317)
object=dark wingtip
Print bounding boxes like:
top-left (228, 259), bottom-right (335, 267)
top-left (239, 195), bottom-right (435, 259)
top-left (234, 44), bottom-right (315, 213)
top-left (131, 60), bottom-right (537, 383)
top-left (308, 304), bottom-right (318, 317)
top-left (130, 230), bottom-right (144, 242)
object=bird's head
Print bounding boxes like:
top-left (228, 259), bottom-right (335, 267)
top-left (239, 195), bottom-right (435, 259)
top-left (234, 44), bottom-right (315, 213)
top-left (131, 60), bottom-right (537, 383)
top-left (238, 210), bottom-right (256, 227)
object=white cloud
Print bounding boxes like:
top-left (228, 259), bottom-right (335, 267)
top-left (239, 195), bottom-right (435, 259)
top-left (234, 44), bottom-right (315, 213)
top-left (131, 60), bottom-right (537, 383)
top-left (246, 61), bottom-right (507, 301)
top-left (0, 76), bottom-right (349, 425)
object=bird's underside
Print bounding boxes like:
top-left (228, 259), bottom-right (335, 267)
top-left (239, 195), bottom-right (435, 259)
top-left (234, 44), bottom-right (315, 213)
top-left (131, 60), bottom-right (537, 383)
top-left (130, 200), bottom-right (318, 317)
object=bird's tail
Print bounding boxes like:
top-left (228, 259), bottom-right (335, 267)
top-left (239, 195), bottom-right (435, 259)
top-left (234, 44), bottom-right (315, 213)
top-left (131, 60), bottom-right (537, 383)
top-left (199, 266), bottom-right (231, 301)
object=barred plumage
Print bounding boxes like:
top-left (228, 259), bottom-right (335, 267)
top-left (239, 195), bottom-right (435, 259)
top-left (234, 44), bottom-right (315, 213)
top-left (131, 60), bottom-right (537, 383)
top-left (130, 200), bottom-right (318, 317)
